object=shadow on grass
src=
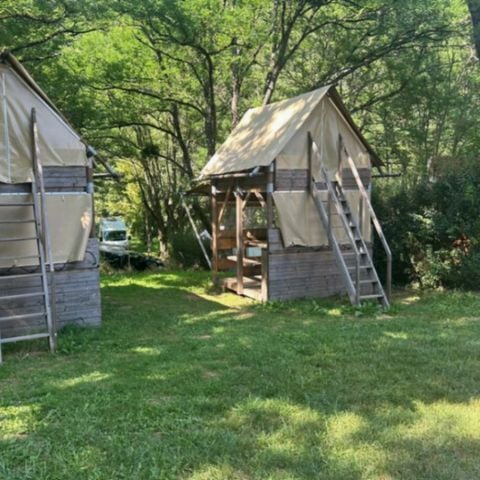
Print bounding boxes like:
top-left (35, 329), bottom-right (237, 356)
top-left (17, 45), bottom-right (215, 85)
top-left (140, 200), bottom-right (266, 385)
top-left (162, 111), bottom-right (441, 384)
top-left (1, 277), bottom-right (480, 479)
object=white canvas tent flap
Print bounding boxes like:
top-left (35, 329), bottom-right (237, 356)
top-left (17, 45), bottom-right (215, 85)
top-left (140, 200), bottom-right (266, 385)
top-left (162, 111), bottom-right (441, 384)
top-left (0, 62), bottom-right (87, 184)
top-left (273, 191), bottom-right (371, 248)
top-left (0, 193), bottom-right (93, 268)
top-left (273, 192), bottom-right (326, 247)
top-left (276, 98), bottom-right (370, 179)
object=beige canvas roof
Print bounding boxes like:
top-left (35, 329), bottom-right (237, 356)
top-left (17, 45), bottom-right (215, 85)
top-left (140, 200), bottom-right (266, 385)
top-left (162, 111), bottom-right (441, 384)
top-left (0, 52), bottom-right (87, 184)
top-left (200, 86), bottom-right (380, 178)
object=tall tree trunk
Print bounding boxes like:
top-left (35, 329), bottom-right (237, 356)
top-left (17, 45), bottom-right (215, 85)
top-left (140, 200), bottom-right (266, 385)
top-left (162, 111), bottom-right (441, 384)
top-left (467, 0), bottom-right (480, 58)
top-left (231, 50), bottom-right (242, 125)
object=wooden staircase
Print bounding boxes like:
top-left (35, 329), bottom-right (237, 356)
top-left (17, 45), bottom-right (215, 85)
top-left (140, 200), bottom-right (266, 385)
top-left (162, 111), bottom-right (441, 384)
top-left (309, 136), bottom-right (392, 308)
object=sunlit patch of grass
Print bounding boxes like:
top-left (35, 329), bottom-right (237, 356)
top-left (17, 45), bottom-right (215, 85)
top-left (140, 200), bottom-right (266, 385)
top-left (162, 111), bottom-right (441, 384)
top-left (186, 464), bottom-right (248, 480)
top-left (0, 405), bottom-right (39, 441)
top-left (400, 294), bottom-right (422, 305)
top-left (383, 331), bottom-right (409, 340)
top-left (1, 272), bottom-right (480, 479)
top-left (52, 371), bottom-right (111, 389)
top-left (399, 399), bottom-right (480, 443)
top-left (130, 346), bottom-right (164, 355)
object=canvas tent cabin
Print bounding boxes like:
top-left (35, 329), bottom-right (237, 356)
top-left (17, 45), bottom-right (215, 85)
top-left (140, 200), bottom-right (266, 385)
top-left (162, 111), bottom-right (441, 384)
top-left (0, 52), bottom-right (101, 351)
top-left (198, 86), bottom-right (391, 307)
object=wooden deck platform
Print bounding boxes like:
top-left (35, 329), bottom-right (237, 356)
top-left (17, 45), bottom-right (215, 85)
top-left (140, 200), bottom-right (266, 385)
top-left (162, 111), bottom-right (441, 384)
top-left (223, 276), bottom-right (263, 301)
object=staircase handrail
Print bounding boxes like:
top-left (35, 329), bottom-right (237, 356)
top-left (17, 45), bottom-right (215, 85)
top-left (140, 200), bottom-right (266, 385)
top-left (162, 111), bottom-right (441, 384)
top-left (310, 138), bottom-right (362, 305)
top-left (342, 143), bottom-right (392, 302)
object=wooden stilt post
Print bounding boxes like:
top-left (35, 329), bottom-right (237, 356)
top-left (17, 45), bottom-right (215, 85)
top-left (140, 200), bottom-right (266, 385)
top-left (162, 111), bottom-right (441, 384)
top-left (211, 182), bottom-right (219, 285)
top-left (266, 161), bottom-right (275, 228)
top-left (307, 132), bottom-right (313, 191)
top-left (86, 156), bottom-right (96, 238)
top-left (235, 187), bottom-right (244, 295)
top-left (264, 162), bottom-right (275, 302)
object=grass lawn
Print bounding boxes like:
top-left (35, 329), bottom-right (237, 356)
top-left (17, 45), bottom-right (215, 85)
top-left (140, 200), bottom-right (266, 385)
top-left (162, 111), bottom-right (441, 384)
top-left (1, 271), bottom-right (480, 479)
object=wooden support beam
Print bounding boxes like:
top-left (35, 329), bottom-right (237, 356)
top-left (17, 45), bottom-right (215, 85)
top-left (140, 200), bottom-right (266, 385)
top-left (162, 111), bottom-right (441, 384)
top-left (211, 183), bottom-right (219, 283)
top-left (253, 189), bottom-right (266, 208)
top-left (217, 183), bottom-right (232, 225)
top-left (307, 132), bottom-right (313, 190)
top-left (242, 190), bottom-right (253, 210)
top-left (261, 248), bottom-right (268, 301)
top-left (235, 189), bottom-right (244, 295)
top-left (337, 133), bottom-right (344, 185)
top-left (266, 161), bottom-right (275, 228)
top-left (86, 157), bottom-right (96, 238)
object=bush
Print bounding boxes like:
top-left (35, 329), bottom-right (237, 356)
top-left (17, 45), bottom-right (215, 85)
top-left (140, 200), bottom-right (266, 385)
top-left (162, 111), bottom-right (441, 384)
top-left (169, 230), bottom-right (210, 269)
top-left (373, 161), bottom-right (480, 290)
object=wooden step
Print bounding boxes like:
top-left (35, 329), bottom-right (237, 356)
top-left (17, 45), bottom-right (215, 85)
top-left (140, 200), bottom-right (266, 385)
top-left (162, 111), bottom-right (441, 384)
top-left (348, 265), bottom-right (373, 271)
top-left (245, 240), bottom-right (267, 249)
top-left (359, 294), bottom-right (384, 300)
top-left (0, 273), bottom-right (43, 281)
top-left (0, 332), bottom-right (50, 344)
top-left (0, 236), bottom-right (38, 242)
top-left (0, 219), bottom-right (35, 224)
top-left (0, 254), bottom-right (40, 262)
top-left (0, 291), bottom-right (45, 301)
top-left (0, 312), bottom-right (46, 323)
top-left (0, 202), bottom-right (34, 207)
top-left (226, 255), bottom-right (261, 266)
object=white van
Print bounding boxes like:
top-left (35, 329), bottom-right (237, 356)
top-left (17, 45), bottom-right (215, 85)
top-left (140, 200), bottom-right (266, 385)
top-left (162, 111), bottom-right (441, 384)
top-left (98, 217), bottom-right (129, 252)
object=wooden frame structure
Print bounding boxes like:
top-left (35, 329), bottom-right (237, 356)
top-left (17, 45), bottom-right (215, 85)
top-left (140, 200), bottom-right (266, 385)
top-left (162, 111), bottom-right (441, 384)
top-left (201, 87), bottom-right (392, 305)
top-left (0, 52), bottom-right (101, 343)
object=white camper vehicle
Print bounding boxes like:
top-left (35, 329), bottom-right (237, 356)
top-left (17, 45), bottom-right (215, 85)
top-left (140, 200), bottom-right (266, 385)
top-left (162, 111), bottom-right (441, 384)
top-left (99, 217), bottom-right (129, 252)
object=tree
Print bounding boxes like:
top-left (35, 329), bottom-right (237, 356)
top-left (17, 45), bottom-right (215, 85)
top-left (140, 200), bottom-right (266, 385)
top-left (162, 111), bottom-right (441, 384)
top-left (3, 0), bottom-right (476, 261)
top-left (467, 0), bottom-right (480, 57)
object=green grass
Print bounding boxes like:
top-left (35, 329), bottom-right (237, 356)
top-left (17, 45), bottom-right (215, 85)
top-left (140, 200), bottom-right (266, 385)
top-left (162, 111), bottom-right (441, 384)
top-left (1, 272), bottom-right (480, 479)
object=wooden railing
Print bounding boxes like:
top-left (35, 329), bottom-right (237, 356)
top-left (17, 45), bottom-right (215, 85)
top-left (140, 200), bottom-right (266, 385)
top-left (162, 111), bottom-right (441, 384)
top-left (310, 138), bottom-right (362, 305)
top-left (342, 143), bottom-right (392, 302)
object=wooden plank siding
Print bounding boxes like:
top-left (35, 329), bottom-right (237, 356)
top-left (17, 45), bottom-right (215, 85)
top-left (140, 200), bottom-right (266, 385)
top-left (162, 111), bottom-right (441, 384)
top-left (0, 166), bottom-right (87, 193)
top-left (214, 173), bottom-right (268, 192)
top-left (264, 227), bottom-right (374, 301)
top-left (267, 247), bottom-right (373, 301)
top-left (0, 162), bottom-right (97, 340)
top-left (275, 168), bottom-right (371, 191)
top-left (0, 226), bottom-right (101, 338)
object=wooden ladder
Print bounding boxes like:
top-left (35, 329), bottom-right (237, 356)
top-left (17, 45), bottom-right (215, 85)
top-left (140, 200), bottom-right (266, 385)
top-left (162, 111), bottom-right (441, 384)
top-left (309, 136), bottom-right (391, 308)
top-left (0, 108), bottom-right (57, 363)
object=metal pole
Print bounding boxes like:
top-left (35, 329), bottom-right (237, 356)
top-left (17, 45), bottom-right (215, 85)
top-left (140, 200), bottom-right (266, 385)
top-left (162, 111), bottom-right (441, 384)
top-left (181, 194), bottom-right (212, 270)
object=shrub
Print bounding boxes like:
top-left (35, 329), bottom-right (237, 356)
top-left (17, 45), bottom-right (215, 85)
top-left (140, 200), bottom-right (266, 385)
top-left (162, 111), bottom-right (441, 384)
top-left (373, 160), bottom-right (480, 290)
top-left (169, 230), bottom-right (210, 269)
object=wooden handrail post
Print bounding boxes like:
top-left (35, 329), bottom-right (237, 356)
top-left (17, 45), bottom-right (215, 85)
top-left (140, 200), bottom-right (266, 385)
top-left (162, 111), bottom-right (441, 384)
top-left (31, 108), bottom-right (57, 351)
top-left (235, 188), bottom-right (244, 295)
top-left (211, 183), bottom-right (219, 284)
top-left (344, 149), bottom-right (392, 302)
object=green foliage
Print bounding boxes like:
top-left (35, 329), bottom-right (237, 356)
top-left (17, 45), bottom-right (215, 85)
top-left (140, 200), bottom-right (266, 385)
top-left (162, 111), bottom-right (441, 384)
top-left (169, 230), bottom-right (210, 269)
top-left (1, 0), bottom-right (479, 269)
top-left (2, 272), bottom-right (480, 478)
top-left (373, 159), bottom-right (480, 289)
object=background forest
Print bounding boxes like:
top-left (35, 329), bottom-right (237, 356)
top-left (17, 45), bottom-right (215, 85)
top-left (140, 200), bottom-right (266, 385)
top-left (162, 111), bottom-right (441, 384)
top-left (1, 0), bottom-right (480, 288)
